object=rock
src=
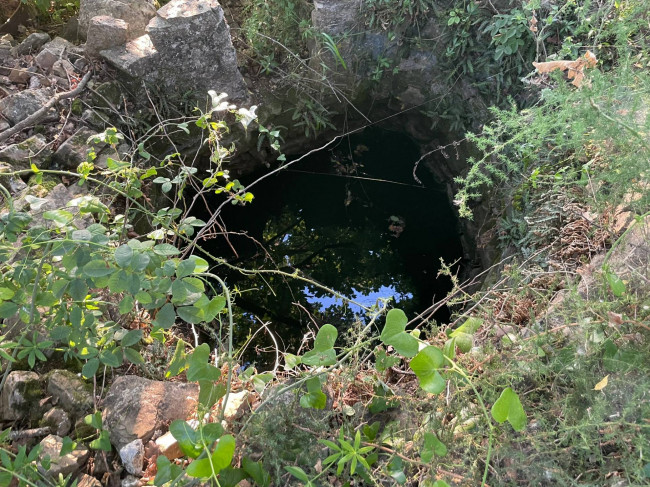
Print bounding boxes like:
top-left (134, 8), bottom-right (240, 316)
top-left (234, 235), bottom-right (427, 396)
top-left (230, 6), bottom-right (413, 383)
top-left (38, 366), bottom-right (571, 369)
top-left (12, 32), bottom-right (50, 55)
top-left (8, 68), bottom-right (30, 84)
top-left (0, 88), bottom-right (57, 125)
top-left (85, 15), bottom-right (129, 57)
top-left (0, 371), bottom-right (41, 421)
top-left (46, 370), bottom-right (93, 417)
top-left (53, 127), bottom-right (102, 169)
top-left (102, 375), bottom-right (198, 450)
top-left (42, 407), bottom-right (72, 436)
top-left (0, 119), bottom-right (9, 132)
top-left (102, 0), bottom-right (247, 100)
top-left (37, 434), bottom-right (89, 479)
top-left (51, 59), bottom-right (75, 79)
top-left (76, 473), bottom-right (102, 487)
top-left (78, 0), bottom-right (157, 40)
top-left (0, 134), bottom-right (52, 171)
top-left (91, 80), bottom-right (123, 109)
top-left (222, 390), bottom-right (251, 421)
top-left (0, 35), bottom-right (14, 63)
top-left (119, 439), bottom-right (144, 475)
top-left (154, 431), bottom-right (183, 460)
top-left (121, 475), bottom-right (140, 487)
top-left (81, 108), bottom-right (108, 129)
top-left (34, 37), bottom-right (75, 72)
top-left (147, 0), bottom-right (247, 99)
top-left (29, 76), bottom-right (41, 89)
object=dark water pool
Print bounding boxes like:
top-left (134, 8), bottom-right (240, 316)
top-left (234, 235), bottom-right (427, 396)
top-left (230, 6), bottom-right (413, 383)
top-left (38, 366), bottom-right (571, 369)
top-left (202, 128), bottom-right (463, 359)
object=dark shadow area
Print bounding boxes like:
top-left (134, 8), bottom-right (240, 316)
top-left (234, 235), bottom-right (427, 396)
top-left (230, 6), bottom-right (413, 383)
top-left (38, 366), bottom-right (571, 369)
top-left (197, 127), bottom-right (464, 363)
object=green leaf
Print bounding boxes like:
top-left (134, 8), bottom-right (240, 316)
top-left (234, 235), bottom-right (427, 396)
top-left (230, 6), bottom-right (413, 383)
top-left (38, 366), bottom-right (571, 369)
top-left (605, 269), bottom-right (626, 296)
top-left (89, 430), bottom-right (112, 451)
top-left (284, 466), bottom-right (310, 483)
top-left (242, 457), bottom-right (271, 487)
top-left (82, 358), bottom-right (100, 379)
top-left (169, 420), bottom-right (202, 458)
top-left (177, 305), bottom-right (205, 324)
top-left (302, 324), bottom-right (338, 366)
top-left (210, 434), bottom-right (235, 472)
top-left (100, 348), bottom-right (122, 367)
top-left (166, 339), bottom-right (187, 378)
top-left (186, 343), bottom-right (220, 381)
top-left (420, 432), bottom-right (447, 462)
top-left (124, 348), bottom-right (144, 364)
top-left (153, 303), bottom-right (176, 329)
top-left (198, 380), bottom-right (226, 410)
top-left (60, 436), bottom-right (77, 456)
top-left (409, 346), bottom-right (446, 394)
top-left (43, 209), bottom-right (74, 227)
top-left (120, 329), bottom-right (143, 347)
top-left (449, 317), bottom-right (483, 337)
top-left (300, 377), bottom-right (327, 409)
top-left (491, 387), bottom-right (527, 431)
top-left (118, 295), bottom-right (134, 314)
top-left (0, 302), bottom-right (18, 319)
top-left (153, 243), bottom-right (180, 256)
top-left (176, 259), bottom-right (196, 278)
top-left (85, 412), bottom-right (103, 429)
top-left (114, 245), bottom-right (134, 268)
top-left (380, 309), bottom-right (419, 358)
top-left (0, 288), bottom-right (15, 300)
top-left (155, 456), bottom-right (183, 485)
top-left (83, 260), bottom-right (113, 277)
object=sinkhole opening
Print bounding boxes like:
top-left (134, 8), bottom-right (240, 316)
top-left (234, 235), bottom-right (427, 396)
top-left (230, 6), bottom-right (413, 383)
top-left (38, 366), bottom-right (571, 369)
top-left (198, 127), bottom-right (465, 362)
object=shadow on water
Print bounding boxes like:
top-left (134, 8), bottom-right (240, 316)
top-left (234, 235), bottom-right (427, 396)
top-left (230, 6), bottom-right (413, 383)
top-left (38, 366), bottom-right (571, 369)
top-left (199, 127), bottom-right (464, 364)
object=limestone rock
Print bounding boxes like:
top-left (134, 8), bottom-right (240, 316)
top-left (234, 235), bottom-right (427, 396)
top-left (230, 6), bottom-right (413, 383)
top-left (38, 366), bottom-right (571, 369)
top-left (85, 16), bottom-right (129, 57)
top-left (51, 59), bottom-right (75, 79)
top-left (46, 370), bottom-right (93, 417)
top-left (0, 371), bottom-right (41, 421)
top-left (154, 431), bottom-right (183, 460)
top-left (102, 375), bottom-right (198, 450)
top-left (42, 407), bottom-right (72, 436)
top-left (53, 127), bottom-right (102, 169)
top-left (102, 0), bottom-right (247, 100)
top-left (0, 88), bottom-right (57, 125)
top-left (0, 34), bottom-right (14, 63)
top-left (78, 0), bottom-right (157, 40)
top-left (12, 32), bottom-right (50, 56)
top-left (223, 390), bottom-right (251, 421)
top-left (121, 475), bottom-right (140, 487)
top-left (119, 438), bottom-right (144, 475)
top-left (0, 134), bottom-right (52, 171)
top-left (38, 434), bottom-right (89, 479)
top-left (99, 34), bottom-right (159, 79)
top-left (34, 37), bottom-right (75, 72)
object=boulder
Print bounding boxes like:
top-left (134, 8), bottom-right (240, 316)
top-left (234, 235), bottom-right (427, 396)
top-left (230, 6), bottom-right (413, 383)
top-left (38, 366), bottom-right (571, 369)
top-left (0, 34), bottom-right (14, 63)
top-left (102, 0), bottom-right (247, 100)
top-left (46, 369), bottom-right (93, 417)
top-left (222, 390), bottom-right (251, 422)
top-left (42, 407), bottom-right (72, 436)
top-left (119, 438), bottom-right (144, 475)
top-left (12, 32), bottom-right (50, 56)
top-left (102, 375), bottom-right (198, 450)
top-left (0, 88), bottom-right (57, 125)
top-left (37, 434), bottom-right (89, 479)
top-left (0, 371), bottom-right (42, 421)
top-left (78, 0), bottom-right (157, 40)
top-left (52, 127), bottom-right (102, 169)
top-left (154, 430), bottom-right (183, 460)
top-left (34, 37), bottom-right (75, 72)
top-left (85, 16), bottom-right (129, 58)
top-left (0, 134), bottom-right (53, 171)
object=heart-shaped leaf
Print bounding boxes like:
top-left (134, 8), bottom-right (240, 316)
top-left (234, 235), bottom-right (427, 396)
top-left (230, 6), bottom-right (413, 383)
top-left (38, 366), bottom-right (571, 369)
top-left (420, 432), bottom-right (447, 462)
top-left (380, 309), bottom-right (418, 358)
top-left (169, 420), bottom-right (202, 458)
top-left (409, 346), bottom-right (446, 394)
top-left (491, 387), bottom-right (527, 431)
top-left (302, 324), bottom-right (338, 366)
top-left (300, 377), bottom-right (327, 409)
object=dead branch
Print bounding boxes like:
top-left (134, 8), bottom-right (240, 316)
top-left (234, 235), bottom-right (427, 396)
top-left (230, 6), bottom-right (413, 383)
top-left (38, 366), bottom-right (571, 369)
top-left (0, 71), bottom-right (92, 144)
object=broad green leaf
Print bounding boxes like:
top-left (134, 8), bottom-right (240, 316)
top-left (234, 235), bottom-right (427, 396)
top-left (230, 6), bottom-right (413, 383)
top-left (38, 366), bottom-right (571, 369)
top-left (68, 279), bottom-right (88, 301)
top-left (300, 377), bottom-right (327, 409)
top-left (130, 253), bottom-right (150, 272)
top-left (153, 243), bottom-right (180, 256)
top-left (491, 387), bottom-right (527, 431)
top-left (124, 348), bottom-right (144, 364)
top-left (83, 260), bottom-right (113, 277)
top-left (82, 358), bottom-right (99, 379)
top-left (134, 291), bottom-right (152, 305)
top-left (380, 309), bottom-right (418, 358)
top-left (605, 269), bottom-right (626, 297)
top-left (177, 306), bottom-right (205, 324)
top-left (0, 302), bottom-right (18, 319)
top-left (166, 339), bottom-right (187, 378)
top-left (409, 346), bottom-right (446, 394)
top-left (176, 259), bottom-right (196, 278)
top-left (43, 209), bottom-right (74, 227)
top-left (285, 466), bottom-right (309, 483)
top-left (119, 295), bottom-right (134, 314)
top-left (108, 270), bottom-right (128, 293)
top-left (420, 432), bottom-right (447, 462)
top-left (120, 329), bottom-right (143, 347)
top-left (155, 456), bottom-right (183, 485)
top-left (302, 324), bottom-right (338, 366)
top-left (449, 317), bottom-right (483, 337)
top-left (186, 343), bottom-right (220, 381)
top-left (153, 303), bottom-right (176, 329)
top-left (242, 457), bottom-right (271, 487)
top-left (198, 380), bottom-right (226, 410)
top-left (114, 245), bottom-right (133, 268)
top-left (169, 420), bottom-right (201, 458)
top-left (100, 348), bottom-right (122, 367)
top-left (0, 287), bottom-right (14, 300)
top-left (84, 411), bottom-right (103, 429)
top-left (89, 430), bottom-right (112, 451)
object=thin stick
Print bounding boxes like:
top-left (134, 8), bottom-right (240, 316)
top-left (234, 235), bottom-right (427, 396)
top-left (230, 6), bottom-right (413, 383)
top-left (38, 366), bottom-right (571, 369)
top-left (0, 71), bottom-right (92, 143)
